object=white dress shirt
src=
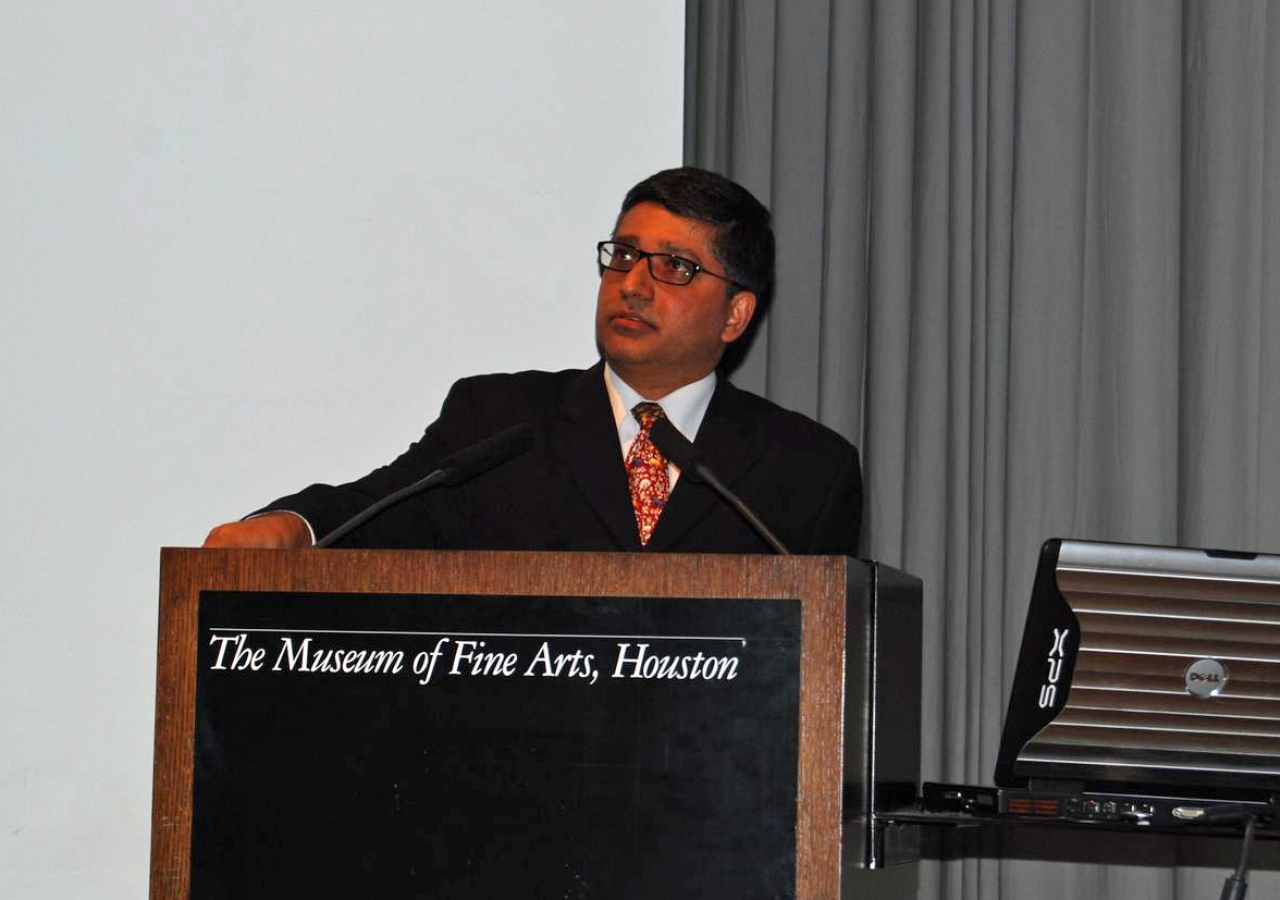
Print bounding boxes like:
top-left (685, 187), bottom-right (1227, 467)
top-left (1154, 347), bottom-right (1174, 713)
top-left (603, 363), bottom-right (716, 491)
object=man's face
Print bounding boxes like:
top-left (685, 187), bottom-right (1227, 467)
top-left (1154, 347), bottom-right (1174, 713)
top-left (595, 202), bottom-right (756, 399)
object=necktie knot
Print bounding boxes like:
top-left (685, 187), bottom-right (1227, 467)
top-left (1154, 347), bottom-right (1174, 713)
top-left (632, 402), bottom-right (665, 431)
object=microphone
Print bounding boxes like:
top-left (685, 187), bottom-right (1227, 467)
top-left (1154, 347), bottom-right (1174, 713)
top-left (649, 417), bottom-right (791, 555)
top-left (433, 423), bottom-right (537, 486)
top-left (315, 423), bottom-right (535, 548)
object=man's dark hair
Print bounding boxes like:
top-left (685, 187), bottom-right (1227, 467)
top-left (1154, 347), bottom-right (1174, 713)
top-left (618, 167), bottom-right (775, 314)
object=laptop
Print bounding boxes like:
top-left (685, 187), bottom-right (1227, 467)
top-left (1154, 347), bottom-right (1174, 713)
top-left (929, 538), bottom-right (1280, 829)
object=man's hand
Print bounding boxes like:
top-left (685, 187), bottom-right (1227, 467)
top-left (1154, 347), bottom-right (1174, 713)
top-left (203, 512), bottom-right (313, 548)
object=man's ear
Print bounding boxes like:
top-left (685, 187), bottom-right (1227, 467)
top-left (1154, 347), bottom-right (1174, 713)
top-left (721, 290), bottom-right (757, 343)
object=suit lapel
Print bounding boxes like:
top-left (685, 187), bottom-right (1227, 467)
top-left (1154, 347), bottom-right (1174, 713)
top-left (552, 363), bottom-right (642, 549)
top-left (646, 377), bottom-right (761, 551)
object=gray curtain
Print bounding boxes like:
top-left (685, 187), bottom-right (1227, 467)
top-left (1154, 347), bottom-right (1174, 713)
top-left (686, 1), bottom-right (1280, 898)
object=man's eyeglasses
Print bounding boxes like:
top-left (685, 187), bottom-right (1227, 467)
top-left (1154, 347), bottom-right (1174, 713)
top-left (597, 241), bottom-right (740, 288)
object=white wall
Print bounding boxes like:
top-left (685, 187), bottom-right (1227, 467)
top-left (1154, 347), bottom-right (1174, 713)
top-left (0, 4), bottom-right (683, 895)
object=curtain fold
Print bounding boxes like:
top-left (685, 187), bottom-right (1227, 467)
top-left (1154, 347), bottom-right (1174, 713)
top-left (686, 1), bottom-right (1280, 897)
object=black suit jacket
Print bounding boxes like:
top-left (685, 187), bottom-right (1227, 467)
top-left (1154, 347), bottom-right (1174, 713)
top-left (266, 363), bottom-right (862, 555)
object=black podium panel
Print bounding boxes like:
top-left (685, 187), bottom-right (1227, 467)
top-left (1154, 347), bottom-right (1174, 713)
top-left (191, 590), bottom-right (802, 899)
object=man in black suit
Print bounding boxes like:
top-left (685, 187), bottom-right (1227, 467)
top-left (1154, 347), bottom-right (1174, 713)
top-left (204, 167), bottom-right (861, 554)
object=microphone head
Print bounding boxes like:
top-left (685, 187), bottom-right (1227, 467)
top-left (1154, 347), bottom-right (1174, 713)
top-left (439, 423), bottom-right (535, 485)
top-left (649, 416), bottom-right (705, 481)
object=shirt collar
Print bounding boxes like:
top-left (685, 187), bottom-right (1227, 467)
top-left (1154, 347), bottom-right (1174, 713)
top-left (603, 363), bottom-right (717, 445)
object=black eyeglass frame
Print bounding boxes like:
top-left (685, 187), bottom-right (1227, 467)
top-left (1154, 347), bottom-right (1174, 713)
top-left (597, 240), bottom-right (743, 290)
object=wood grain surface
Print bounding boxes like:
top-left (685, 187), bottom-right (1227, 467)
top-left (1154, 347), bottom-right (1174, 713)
top-left (150, 549), bottom-right (860, 899)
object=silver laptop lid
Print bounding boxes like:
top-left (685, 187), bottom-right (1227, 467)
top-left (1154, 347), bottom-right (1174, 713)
top-left (995, 539), bottom-right (1280, 798)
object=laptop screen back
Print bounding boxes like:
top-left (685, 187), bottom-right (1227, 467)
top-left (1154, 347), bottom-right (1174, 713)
top-left (995, 539), bottom-right (1280, 799)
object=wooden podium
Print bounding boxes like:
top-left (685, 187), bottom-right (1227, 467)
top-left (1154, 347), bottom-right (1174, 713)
top-left (151, 549), bottom-right (921, 899)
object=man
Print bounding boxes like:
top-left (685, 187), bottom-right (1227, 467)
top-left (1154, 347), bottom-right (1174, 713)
top-left (204, 167), bottom-right (861, 554)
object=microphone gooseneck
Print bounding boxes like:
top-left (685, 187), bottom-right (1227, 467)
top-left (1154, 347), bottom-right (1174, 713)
top-left (315, 423), bottom-right (535, 548)
top-left (648, 417), bottom-right (791, 555)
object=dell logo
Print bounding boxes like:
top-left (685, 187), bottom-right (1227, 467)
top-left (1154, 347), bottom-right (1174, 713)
top-left (1184, 658), bottom-right (1228, 698)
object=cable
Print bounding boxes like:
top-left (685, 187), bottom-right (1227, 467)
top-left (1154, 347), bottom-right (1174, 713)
top-left (1218, 815), bottom-right (1256, 900)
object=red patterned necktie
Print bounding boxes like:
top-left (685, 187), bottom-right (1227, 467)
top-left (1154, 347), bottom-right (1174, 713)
top-left (626, 402), bottom-right (669, 546)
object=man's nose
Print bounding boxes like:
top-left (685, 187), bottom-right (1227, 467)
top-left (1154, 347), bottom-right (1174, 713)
top-left (620, 259), bottom-right (654, 300)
